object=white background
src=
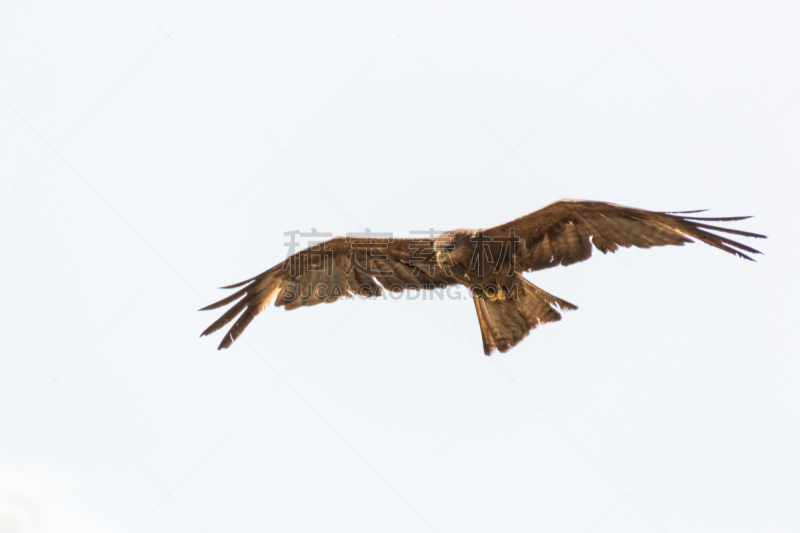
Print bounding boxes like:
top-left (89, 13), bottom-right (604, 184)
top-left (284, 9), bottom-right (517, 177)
top-left (1, 1), bottom-right (799, 531)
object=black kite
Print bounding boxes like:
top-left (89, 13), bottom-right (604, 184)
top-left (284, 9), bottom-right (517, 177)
top-left (201, 199), bottom-right (765, 355)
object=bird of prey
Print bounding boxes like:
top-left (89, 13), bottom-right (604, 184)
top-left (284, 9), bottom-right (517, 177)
top-left (200, 199), bottom-right (764, 355)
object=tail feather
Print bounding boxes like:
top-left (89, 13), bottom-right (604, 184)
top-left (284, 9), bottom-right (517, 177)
top-left (473, 275), bottom-right (577, 355)
top-left (520, 280), bottom-right (578, 311)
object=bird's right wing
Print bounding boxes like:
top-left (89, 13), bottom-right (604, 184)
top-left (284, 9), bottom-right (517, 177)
top-left (200, 236), bottom-right (457, 349)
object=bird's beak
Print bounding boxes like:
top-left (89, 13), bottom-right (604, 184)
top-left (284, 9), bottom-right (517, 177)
top-left (436, 251), bottom-right (444, 268)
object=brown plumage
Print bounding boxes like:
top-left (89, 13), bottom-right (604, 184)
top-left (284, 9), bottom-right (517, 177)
top-left (200, 199), bottom-right (765, 355)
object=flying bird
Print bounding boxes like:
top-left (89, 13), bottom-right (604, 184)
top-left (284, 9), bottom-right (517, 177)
top-left (200, 199), bottom-right (765, 355)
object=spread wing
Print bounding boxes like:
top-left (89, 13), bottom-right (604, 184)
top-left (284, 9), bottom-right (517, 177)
top-left (200, 236), bottom-right (457, 349)
top-left (484, 199), bottom-right (766, 273)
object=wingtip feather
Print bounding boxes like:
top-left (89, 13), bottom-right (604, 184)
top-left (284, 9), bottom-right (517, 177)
top-left (666, 208), bottom-right (708, 214)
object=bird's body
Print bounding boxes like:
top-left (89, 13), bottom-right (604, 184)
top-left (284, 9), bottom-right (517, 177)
top-left (201, 199), bottom-right (765, 355)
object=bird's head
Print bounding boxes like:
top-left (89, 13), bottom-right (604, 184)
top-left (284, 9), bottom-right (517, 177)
top-left (434, 229), bottom-right (472, 268)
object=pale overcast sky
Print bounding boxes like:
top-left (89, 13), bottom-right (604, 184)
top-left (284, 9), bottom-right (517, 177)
top-left (1, 1), bottom-right (799, 532)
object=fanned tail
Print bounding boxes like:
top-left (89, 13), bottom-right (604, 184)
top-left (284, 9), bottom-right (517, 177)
top-left (473, 275), bottom-right (577, 355)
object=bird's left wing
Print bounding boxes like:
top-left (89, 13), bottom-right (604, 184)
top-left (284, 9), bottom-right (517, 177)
top-left (200, 235), bottom-right (457, 349)
top-left (483, 199), bottom-right (766, 273)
